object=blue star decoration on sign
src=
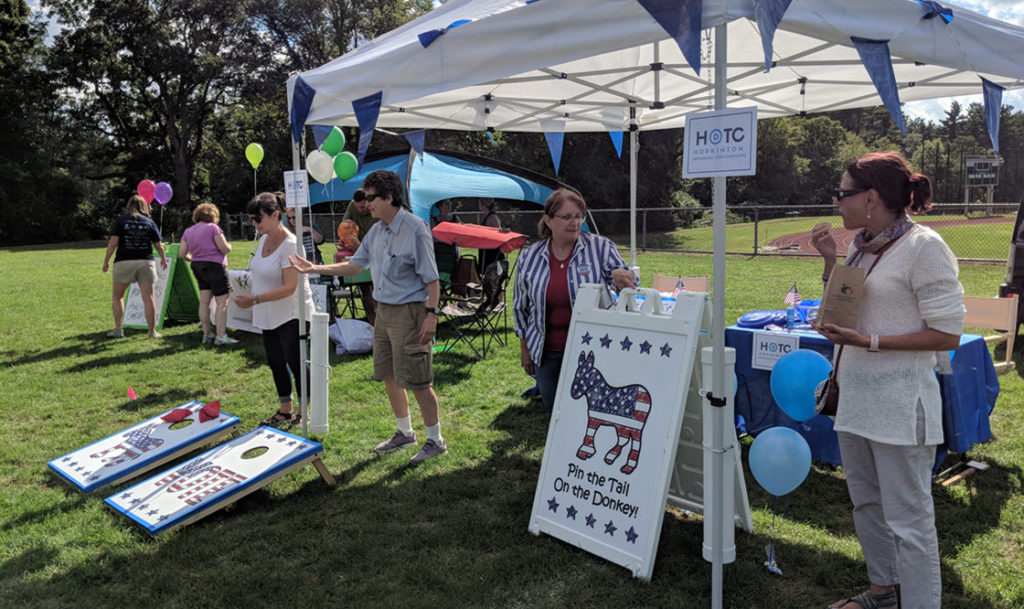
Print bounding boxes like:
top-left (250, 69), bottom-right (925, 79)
top-left (581, 332), bottom-right (592, 345)
top-left (640, 340), bottom-right (652, 354)
top-left (600, 334), bottom-right (612, 349)
top-left (604, 520), bottom-right (617, 536)
top-left (660, 343), bottom-right (673, 357)
top-left (585, 513), bottom-right (596, 527)
top-left (625, 527), bottom-right (639, 543)
top-left (547, 497), bottom-right (559, 513)
top-left (566, 505), bottom-right (577, 520)
top-left (620, 336), bottom-right (633, 351)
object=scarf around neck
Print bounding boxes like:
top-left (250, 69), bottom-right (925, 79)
top-left (852, 213), bottom-right (914, 256)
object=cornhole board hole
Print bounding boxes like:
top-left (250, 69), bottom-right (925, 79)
top-left (105, 426), bottom-right (335, 536)
top-left (48, 400), bottom-right (241, 494)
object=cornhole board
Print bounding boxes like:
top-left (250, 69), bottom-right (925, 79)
top-left (48, 400), bottom-right (241, 494)
top-left (105, 427), bottom-right (335, 536)
top-left (529, 286), bottom-right (749, 580)
top-left (124, 244), bottom-right (201, 330)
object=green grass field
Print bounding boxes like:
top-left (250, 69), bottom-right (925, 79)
top-left (1, 243), bottom-right (1022, 608)
top-left (618, 214), bottom-right (1016, 260)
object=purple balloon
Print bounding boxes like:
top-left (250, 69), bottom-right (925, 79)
top-left (154, 182), bottom-right (173, 205)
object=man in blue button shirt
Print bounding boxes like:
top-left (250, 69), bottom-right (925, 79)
top-left (290, 170), bottom-right (446, 463)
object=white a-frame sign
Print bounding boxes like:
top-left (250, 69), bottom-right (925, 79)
top-left (529, 286), bottom-right (750, 579)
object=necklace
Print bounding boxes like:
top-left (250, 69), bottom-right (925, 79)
top-left (550, 242), bottom-right (572, 269)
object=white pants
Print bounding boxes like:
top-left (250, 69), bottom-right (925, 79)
top-left (838, 426), bottom-right (941, 609)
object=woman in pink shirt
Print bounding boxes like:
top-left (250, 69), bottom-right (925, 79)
top-left (179, 203), bottom-right (237, 345)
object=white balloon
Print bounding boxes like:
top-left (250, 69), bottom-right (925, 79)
top-left (306, 150), bottom-right (335, 184)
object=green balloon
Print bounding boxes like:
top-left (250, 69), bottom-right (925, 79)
top-left (333, 151), bottom-right (358, 181)
top-left (322, 127), bottom-right (346, 156)
top-left (245, 143), bottom-right (264, 169)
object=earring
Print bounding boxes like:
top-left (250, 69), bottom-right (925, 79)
top-left (866, 211), bottom-right (871, 219)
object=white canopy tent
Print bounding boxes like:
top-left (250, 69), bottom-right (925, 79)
top-left (285, 1), bottom-right (1024, 605)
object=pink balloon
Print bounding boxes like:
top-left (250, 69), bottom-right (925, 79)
top-left (137, 179), bottom-right (155, 203)
top-left (154, 182), bottom-right (173, 205)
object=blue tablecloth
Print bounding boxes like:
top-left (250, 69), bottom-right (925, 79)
top-left (726, 326), bottom-right (999, 466)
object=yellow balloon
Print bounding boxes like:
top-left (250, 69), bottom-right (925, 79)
top-left (245, 143), bottom-right (264, 169)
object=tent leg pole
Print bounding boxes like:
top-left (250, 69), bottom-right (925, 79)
top-left (629, 114), bottom-right (638, 269)
top-left (706, 22), bottom-right (734, 609)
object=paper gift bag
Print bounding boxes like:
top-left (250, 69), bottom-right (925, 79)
top-left (817, 265), bottom-right (865, 328)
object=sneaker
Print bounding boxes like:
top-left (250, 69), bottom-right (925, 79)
top-left (214, 336), bottom-right (239, 345)
top-left (373, 431), bottom-right (417, 454)
top-left (148, 331), bottom-right (162, 339)
top-left (106, 329), bottom-right (124, 338)
top-left (409, 438), bottom-right (448, 463)
top-left (202, 333), bottom-right (215, 344)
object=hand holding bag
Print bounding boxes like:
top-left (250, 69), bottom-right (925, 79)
top-left (812, 236), bottom-right (900, 417)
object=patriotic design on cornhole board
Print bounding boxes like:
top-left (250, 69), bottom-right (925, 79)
top-left (48, 400), bottom-right (241, 493)
top-left (530, 287), bottom-right (705, 580)
top-left (105, 427), bottom-right (324, 535)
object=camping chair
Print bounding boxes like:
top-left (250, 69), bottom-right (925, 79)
top-left (651, 273), bottom-right (709, 293)
top-left (963, 294), bottom-right (1018, 374)
top-left (434, 240), bottom-right (478, 300)
top-left (440, 259), bottom-right (510, 358)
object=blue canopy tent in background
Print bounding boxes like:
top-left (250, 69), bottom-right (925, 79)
top-left (307, 148), bottom-right (570, 223)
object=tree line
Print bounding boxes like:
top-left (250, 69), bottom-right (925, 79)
top-left (2, 0), bottom-right (1021, 246)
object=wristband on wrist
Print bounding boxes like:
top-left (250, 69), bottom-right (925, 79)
top-left (867, 334), bottom-right (880, 352)
top-left (254, 294), bottom-right (261, 305)
top-left (821, 272), bottom-right (830, 283)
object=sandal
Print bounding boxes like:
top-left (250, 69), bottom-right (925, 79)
top-left (260, 409), bottom-right (294, 427)
top-left (826, 590), bottom-right (897, 609)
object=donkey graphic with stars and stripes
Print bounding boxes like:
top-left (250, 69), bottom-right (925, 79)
top-left (570, 350), bottom-right (652, 475)
top-left (89, 423), bottom-right (164, 467)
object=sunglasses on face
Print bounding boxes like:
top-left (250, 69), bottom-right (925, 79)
top-left (363, 193), bottom-right (384, 202)
top-left (833, 188), bottom-right (867, 202)
top-left (552, 212), bottom-right (586, 222)
top-left (250, 215), bottom-right (263, 223)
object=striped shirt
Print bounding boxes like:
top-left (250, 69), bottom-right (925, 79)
top-left (513, 232), bottom-right (628, 366)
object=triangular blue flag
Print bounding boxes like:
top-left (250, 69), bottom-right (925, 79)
top-left (914, 0), bottom-right (954, 23)
top-left (608, 131), bottom-right (624, 158)
top-left (405, 129), bottom-right (426, 160)
top-left (290, 76), bottom-right (316, 144)
top-left (637, 0), bottom-right (702, 75)
top-left (753, 0), bottom-right (793, 72)
top-left (544, 131), bottom-right (564, 175)
top-left (311, 125), bottom-right (332, 148)
top-left (352, 91), bottom-right (383, 167)
top-left (981, 77), bottom-right (1004, 156)
top-left (851, 37), bottom-right (906, 136)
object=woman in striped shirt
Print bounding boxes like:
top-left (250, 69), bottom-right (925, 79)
top-left (514, 189), bottom-right (635, 414)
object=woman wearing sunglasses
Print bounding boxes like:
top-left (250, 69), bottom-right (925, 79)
top-left (234, 192), bottom-right (315, 428)
top-left (513, 188), bottom-right (636, 414)
top-left (811, 152), bottom-right (964, 609)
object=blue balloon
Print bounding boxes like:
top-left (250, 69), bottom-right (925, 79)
top-left (769, 349), bottom-right (832, 422)
top-left (748, 427), bottom-right (812, 496)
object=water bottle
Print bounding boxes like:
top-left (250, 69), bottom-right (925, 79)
top-left (786, 305), bottom-right (795, 331)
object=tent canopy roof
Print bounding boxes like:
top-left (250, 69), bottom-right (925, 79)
top-left (288, 0), bottom-right (1024, 133)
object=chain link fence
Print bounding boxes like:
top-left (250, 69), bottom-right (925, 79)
top-left (226, 201), bottom-right (1018, 264)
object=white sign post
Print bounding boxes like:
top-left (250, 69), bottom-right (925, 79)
top-left (682, 107), bottom-right (757, 178)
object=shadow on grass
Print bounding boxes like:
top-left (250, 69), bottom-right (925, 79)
top-left (1, 402), bottom-right (1015, 609)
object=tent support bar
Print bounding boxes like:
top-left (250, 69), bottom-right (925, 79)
top-left (706, 22), bottom-right (736, 609)
top-left (629, 106), bottom-right (637, 268)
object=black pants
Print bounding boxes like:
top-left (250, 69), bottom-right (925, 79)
top-left (261, 318), bottom-right (310, 404)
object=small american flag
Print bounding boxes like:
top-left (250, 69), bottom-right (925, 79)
top-left (783, 283), bottom-right (801, 305)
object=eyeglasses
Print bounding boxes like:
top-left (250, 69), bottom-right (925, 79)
top-left (833, 188), bottom-right (867, 202)
top-left (249, 215), bottom-right (263, 224)
top-left (552, 212), bottom-right (586, 222)
top-left (364, 192), bottom-right (384, 202)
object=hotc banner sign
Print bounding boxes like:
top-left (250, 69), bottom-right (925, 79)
top-left (682, 107), bottom-right (757, 178)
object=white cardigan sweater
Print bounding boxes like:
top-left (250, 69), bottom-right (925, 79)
top-left (833, 223), bottom-right (965, 446)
